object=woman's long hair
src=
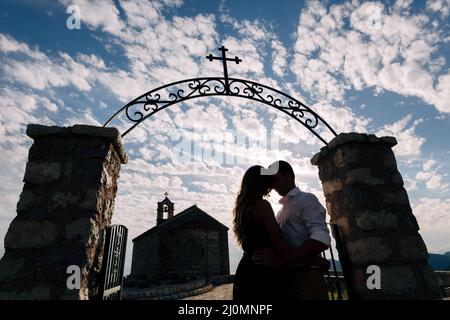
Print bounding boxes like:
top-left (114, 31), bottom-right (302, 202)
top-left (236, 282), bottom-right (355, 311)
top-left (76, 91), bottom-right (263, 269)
top-left (233, 165), bottom-right (273, 248)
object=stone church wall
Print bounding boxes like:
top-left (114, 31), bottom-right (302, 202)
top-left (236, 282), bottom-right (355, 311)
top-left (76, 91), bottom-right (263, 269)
top-left (219, 230), bottom-right (230, 275)
top-left (130, 233), bottom-right (159, 281)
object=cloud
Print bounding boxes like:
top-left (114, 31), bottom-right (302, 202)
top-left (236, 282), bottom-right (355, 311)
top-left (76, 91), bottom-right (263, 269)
top-left (394, 0), bottom-right (414, 11)
top-left (415, 157), bottom-right (449, 191)
top-left (0, 35), bottom-right (104, 91)
top-left (404, 177), bottom-right (417, 191)
top-left (376, 115), bottom-right (425, 157)
top-left (232, 108), bottom-right (268, 140)
top-left (413, 197), bottom-right (450, 230)
top-left (423, 159), bottom-right (437, 171)
top-left (191, 181), bottom-right (229, 193)
top-left (271, 40), bottom-right (287, 77)
top-left (0, 34), bottom-right (47, 60)
top-left (292, 0), bottom-right (450, 113)
top-left (0, 87), bottom-right (56, 235)
top-left (426, 0), bottom-right (450, 18)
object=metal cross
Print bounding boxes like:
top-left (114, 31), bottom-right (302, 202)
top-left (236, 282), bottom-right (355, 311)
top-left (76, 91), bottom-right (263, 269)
top-left (164, 191), bottom-right (168, 197)
top-left (206, 45), bottom-right (242, 94)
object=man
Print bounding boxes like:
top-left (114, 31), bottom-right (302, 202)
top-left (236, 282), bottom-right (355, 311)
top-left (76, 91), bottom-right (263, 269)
top-left (255, 160), bottom-right (331, 300)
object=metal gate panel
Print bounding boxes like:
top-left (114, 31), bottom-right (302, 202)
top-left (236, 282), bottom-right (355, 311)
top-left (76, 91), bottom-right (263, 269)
top-left (98, 225), bottom-right (128, 300)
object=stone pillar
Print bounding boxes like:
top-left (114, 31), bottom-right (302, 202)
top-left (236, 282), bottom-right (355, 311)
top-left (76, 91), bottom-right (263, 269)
top-left (311, 133), bottom-right (442, 300)
top-left (0, 124), bottom-right (127, 299)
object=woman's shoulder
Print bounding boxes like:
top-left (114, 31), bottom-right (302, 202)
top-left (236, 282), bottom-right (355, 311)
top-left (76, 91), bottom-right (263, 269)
top-left (252, 199), bottom-right (272, 210)
top-left (250, 199), bottom-right (273, 220)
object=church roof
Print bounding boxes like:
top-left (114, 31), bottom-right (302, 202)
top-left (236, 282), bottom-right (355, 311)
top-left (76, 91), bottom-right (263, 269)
top-left (133, 204), bottom-right (228, 242)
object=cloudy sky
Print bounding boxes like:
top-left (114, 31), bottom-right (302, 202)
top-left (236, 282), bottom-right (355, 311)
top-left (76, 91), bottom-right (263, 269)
top-left (0, 0), bottom-right (449, 275)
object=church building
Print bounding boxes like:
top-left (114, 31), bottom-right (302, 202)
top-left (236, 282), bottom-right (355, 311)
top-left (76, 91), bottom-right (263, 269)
top-left (129, 194), bottom-right (230, 284)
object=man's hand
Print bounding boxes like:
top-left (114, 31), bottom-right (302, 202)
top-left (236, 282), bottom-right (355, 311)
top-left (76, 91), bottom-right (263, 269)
top-left (252, 247), bottom-right (282, 267)
top-left (308, 256), bottom-right (330, 274)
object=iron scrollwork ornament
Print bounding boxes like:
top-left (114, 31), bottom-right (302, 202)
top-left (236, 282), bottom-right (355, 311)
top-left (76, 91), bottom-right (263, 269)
top-left (103, 46), bottom-right (337, 145)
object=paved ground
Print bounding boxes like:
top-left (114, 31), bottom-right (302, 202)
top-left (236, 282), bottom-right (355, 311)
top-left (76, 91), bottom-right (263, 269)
top-left (183, 283), bottom-right (233, 300)
top-left (183, 283), bottom-right (450, 300)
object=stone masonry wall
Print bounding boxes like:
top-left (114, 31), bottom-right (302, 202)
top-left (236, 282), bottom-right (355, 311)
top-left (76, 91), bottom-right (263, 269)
top-left (0, 124), bottom-right (127, 299)
top-left (311, 132), bottom-right (442, 299)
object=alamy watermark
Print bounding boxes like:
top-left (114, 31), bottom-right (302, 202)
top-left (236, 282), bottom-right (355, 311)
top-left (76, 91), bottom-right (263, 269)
top-left (66, 265), bottom-right (81, 290)
top-left (366, 265), bottom-right (381, 290)
top-left (66, 5), bottom-right (81, 30)
top-left (169, 128), bottom-right (281, 171)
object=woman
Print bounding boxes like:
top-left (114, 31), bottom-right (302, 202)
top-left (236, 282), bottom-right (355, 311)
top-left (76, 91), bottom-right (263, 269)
top-left (232, 165), bottom-right (328, 301)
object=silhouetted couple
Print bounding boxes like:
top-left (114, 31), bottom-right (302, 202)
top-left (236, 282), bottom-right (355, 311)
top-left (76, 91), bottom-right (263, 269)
top-left (232, 161), bottom-right (331, 301)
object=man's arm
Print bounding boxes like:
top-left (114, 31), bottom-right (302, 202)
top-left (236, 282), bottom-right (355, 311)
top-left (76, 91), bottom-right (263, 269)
top-left (252, 200), bottom-right (293, 255)
top-left (252, 239), bottom-right (330, 273)
top-left (254, 193), bottom-right (330, 267)
top-left (278, 239), bottom-right (328, 266)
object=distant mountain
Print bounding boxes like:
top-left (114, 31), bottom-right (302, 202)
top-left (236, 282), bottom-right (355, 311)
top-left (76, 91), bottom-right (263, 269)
top-left (328, 259), bottom-right (342, 271)
top-left (428, 253), bottom-right (450, 271)
top-left (326, 254), bottom-right (450, 272)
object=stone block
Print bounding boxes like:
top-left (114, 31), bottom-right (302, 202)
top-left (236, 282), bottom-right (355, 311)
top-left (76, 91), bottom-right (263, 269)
top-left (16, 191), bottom-right (35, 211)
top-left (0, 286), bottom-right (51, 300)
top-left (310, 152), bottom-right (321, 166)
top-left (347, 237), bottom-right (392, 264)
top-left (399, 236), bottom-right (429, 260)
top-left (333, 149), bottom-right (345, 168)
top-left (327, 133), bottom-right (397, 152)
top-left (71, 125), bottom-right (120, 140)
top-left (101, 167), bottom-right (114, 189)
top-left (319, 146), bottom-right (328, 158)
top-left (341, 145), bottom-right (361, 166)
top-left (71, 125), bottom-right (127, 164)
top-left (335, 217), bottom-right (350, 236)
top-left (325, 200), bottom-right (332, 215)
top-left (0, 257), bottom-right (25, 281)
top-left (27, 124), bottom-right (127, 164)
top-left (345, 168), bottom-right (385, 185)
top-left (61, 288), bottom-right (81, 300)
top-left (328, 132), bottom-right (368, 150)
top-left (325, 197), bottom-right (349, 220)
top-left (65, 218), bottom-right (96, 242)
top-left (343, 188), bottom-right (380, 210)
top-left (355, 210), bottom-right (398, 231)
top-left (420, 265), bottom-right (443, 298)
top-left (26, 124), bottom-right (64, 138)
top-left (380, 136), bottom-right (398, 147)
top-left (69, 160), bottom-right (103, 185)
top-left (322, 179), bottom-right (343, 195)
top-left (4, 219), bottom-right (58, 250)
top-left (390, 173), bottom-right (404, 186)
top-left (77, 145), bottom-right (110, 160)
top-left (24, 162), bottom-right (60, 184)
top-left (383, 189), bottom-right (410, 205)
top-left (381, 152), bottom-right (397, 169)
top-left (381, 266), bottom-right (417, 296)
top-left (47, 189), bottom-right (99, 212)
top-left (367, 134), bottom-right (378, 143)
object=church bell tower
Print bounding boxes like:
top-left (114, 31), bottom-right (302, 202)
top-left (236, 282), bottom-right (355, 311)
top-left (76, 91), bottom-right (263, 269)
top-left (156, 192), bottom-right (174, 225)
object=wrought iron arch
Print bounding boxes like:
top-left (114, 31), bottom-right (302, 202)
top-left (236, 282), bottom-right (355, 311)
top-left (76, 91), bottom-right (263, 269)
top-left (103, 46), bottom-right (337, 146)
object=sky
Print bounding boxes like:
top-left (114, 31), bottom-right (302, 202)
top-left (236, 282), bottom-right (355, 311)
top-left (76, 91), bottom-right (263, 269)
top-left (0, 0), bottom-right (449, 276)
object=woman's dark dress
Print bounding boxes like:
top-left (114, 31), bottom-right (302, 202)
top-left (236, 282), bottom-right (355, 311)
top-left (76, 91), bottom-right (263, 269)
top-left (233, 212), bottom-right (279, 301)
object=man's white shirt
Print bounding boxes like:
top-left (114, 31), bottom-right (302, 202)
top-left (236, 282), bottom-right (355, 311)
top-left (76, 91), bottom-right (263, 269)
top-left (276, 187), bottom-right (331, 248)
